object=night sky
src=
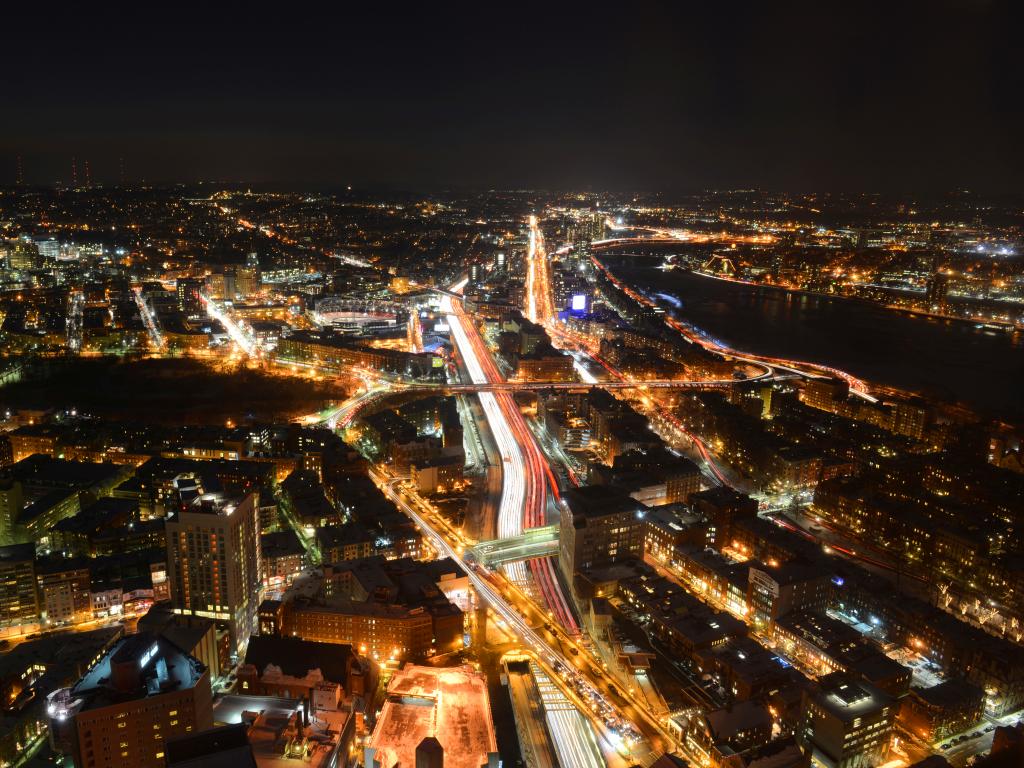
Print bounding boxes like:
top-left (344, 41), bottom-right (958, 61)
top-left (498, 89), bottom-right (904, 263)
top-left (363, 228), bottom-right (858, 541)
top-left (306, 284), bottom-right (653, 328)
top-left (3, 3), bottom-right (1020, 191)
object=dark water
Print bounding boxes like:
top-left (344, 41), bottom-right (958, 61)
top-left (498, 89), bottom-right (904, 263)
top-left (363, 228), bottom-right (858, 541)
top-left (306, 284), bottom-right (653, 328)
top-left (618, 266), bottom-right (1024, 420)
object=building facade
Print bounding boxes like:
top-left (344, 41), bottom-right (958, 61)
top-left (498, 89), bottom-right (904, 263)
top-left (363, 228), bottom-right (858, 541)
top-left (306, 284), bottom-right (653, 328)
top-left (165, 491), bottom-right (262, 655)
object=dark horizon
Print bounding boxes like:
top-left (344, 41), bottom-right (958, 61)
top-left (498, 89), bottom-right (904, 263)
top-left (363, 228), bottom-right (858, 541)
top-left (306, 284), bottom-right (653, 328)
top-left (3, 2), bottom-right (1020, 193)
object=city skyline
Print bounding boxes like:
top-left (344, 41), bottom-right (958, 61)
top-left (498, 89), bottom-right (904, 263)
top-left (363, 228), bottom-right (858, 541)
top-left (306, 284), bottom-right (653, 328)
top-left (2, 3), bottom-right (1021, 191)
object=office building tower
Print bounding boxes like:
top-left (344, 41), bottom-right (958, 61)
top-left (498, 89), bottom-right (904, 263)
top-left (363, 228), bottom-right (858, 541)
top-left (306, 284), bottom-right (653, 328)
top-left (9, 239), bottom-right (40, 271)
top-left (176, 278), bottom-right (204, 314)
top-left (35, 237), bottom-right (60, 262)
top-left (0, 478), bottom-right (25, 545)
top-left (166, 491), bottom-right (262, 656)
top-left (925, 273), bottom-right (948, 307)
top-left (0, 543), bottom-right (39, 631)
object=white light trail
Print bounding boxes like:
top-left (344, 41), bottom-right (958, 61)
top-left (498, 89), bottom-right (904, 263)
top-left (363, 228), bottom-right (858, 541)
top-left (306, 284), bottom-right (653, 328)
top-left (533, 663), bottom-right (607, 768)
top-left (201, 293), bottom-right (258, 356)
top-left (442, 289), bottom-right (529, 585)
top-left (572, 355), bottom-right (599, 384)
top-left (132, 286), bottom-right (164, 349)
top-left (526, 215), bottom-right (539, 322)
top-left (330, 252), bottom-right (373, 268)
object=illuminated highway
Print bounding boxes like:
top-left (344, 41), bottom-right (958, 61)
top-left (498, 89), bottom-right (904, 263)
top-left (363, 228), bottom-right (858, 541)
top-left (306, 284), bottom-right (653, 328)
top-left (525, 214), bottom-right (556, 325)
top-left (532, 661), bottom-right (607, 768)
top-left (589, 246), bottom-right (878, 401)
top-left (471, 526), bottom-right (559, 567)
top-left (441, 281), bottom-right (578, 632)
top-left (67, 289), bottom-right (84, 352)
top-left (132, 285), bottom-right (165, 350)
top-left (406, 377), bottom-right (765, 392)
top-left (200, 292), bottom-right (258, 356)
top-left (373, 469), bottom-right (667, 760)
top-left (299, 384), bottom-right (392, 430)
top-left (443, 286), bottom-right (529, 584)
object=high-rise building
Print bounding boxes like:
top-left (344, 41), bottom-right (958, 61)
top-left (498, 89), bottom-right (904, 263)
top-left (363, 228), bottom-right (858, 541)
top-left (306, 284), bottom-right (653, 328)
top-left (235, 265), bottom-right (259, 299)
top-left (0, 478), bottom-right (25, 545)
top-left (565, 210), bottom-right (605, 268)
top-left (0, 543), bottom-right (39, 632)
top-left (796, 674), bottom-right (895, 768)
top-left (8, 239), bottom-right (40, 271)
top-left (204, 272), bottom-right (227, 300)
top-left (166, 491), bottom-right (262, 656)
top-left (35, 237), bottom-right (60, 262)
top-left (925, 272), bottom-right (948, 307)
top-left (176, 278), bottom-right (204, 315)
top-left (47, 632), bottom-right (214, 768)
top-left (224, 264), bottom-right (259, 300)
top-left (552, 263), bottom-right (589, 312)
top-left (558, 485), bottom-right (646, 589)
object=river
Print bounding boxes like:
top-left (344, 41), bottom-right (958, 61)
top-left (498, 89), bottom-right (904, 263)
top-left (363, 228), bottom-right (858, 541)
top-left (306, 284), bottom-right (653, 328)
top-left (613, 264), bottom-right (1024, 420)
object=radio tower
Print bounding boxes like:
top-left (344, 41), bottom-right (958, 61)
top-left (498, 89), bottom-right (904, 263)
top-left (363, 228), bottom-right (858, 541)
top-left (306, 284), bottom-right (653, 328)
top-left (71, 157), bottom-right (78, 187)
top-left (15, 155), bottom-right (23, 186)
top-left (84, 160), bottom-right (92, 188)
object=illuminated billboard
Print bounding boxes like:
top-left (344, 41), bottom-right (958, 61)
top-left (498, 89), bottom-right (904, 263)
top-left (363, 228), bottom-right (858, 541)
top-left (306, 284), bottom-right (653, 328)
top-left (571, 294), bottom-right (587, 312)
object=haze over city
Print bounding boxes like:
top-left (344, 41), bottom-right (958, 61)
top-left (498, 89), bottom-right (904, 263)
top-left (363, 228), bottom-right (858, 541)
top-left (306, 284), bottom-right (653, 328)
top-left (3, 3), bottom-right (1022, 190)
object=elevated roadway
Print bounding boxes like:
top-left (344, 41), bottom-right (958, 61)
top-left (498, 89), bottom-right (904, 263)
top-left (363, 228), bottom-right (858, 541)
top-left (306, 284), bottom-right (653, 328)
top-left (471, 525), bottom-right (559, 567)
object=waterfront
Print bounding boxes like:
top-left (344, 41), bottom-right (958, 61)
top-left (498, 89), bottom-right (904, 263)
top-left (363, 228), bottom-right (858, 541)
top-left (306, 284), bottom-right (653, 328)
top-left (616, 264), bottom-right (1024, 419)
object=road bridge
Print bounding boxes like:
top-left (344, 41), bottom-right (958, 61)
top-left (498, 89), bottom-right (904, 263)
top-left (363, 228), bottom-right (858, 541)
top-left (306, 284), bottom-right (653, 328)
top-left (470, 525), bottom-right (559, 567)
top-left (396, 374), bottom-right (782, 394)
top-left (427, 286), bottom-right (465, 299)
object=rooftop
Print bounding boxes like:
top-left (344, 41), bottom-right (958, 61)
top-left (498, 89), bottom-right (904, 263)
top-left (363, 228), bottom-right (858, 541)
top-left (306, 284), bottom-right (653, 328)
top-left (564, 483), bottom-right (647, 520)
top-left (165, 723), bottom-right (258, 768)
top-left (243, 635), bottom-right (356, 686)
top-left (706, 700), bottom-right (772, 743)
top-left (814, 673), bottom-right (893, 723)
top-left (368, 664), bottom-right (498, 768)
top-left (0, 542), bottom-right (35, 564)
top-left (211, 695), bottom-right (350, 768)
top-left (11, 454), bottom-right (127, 491)
top-left (71, 632), bottom-right (207, 710)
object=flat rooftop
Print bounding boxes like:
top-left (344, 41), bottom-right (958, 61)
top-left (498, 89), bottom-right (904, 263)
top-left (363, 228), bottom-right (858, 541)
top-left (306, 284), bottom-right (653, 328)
top-left (212, 695), bottom-right (348, 768)
top-left (72, 633), bottom-right (206, 711)
top-left (369, 664), bottom-right (497, 768)
top-left (815, 673), bottom-right (894, 723)
top-left (214, 694), bottom-right (303, 727)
